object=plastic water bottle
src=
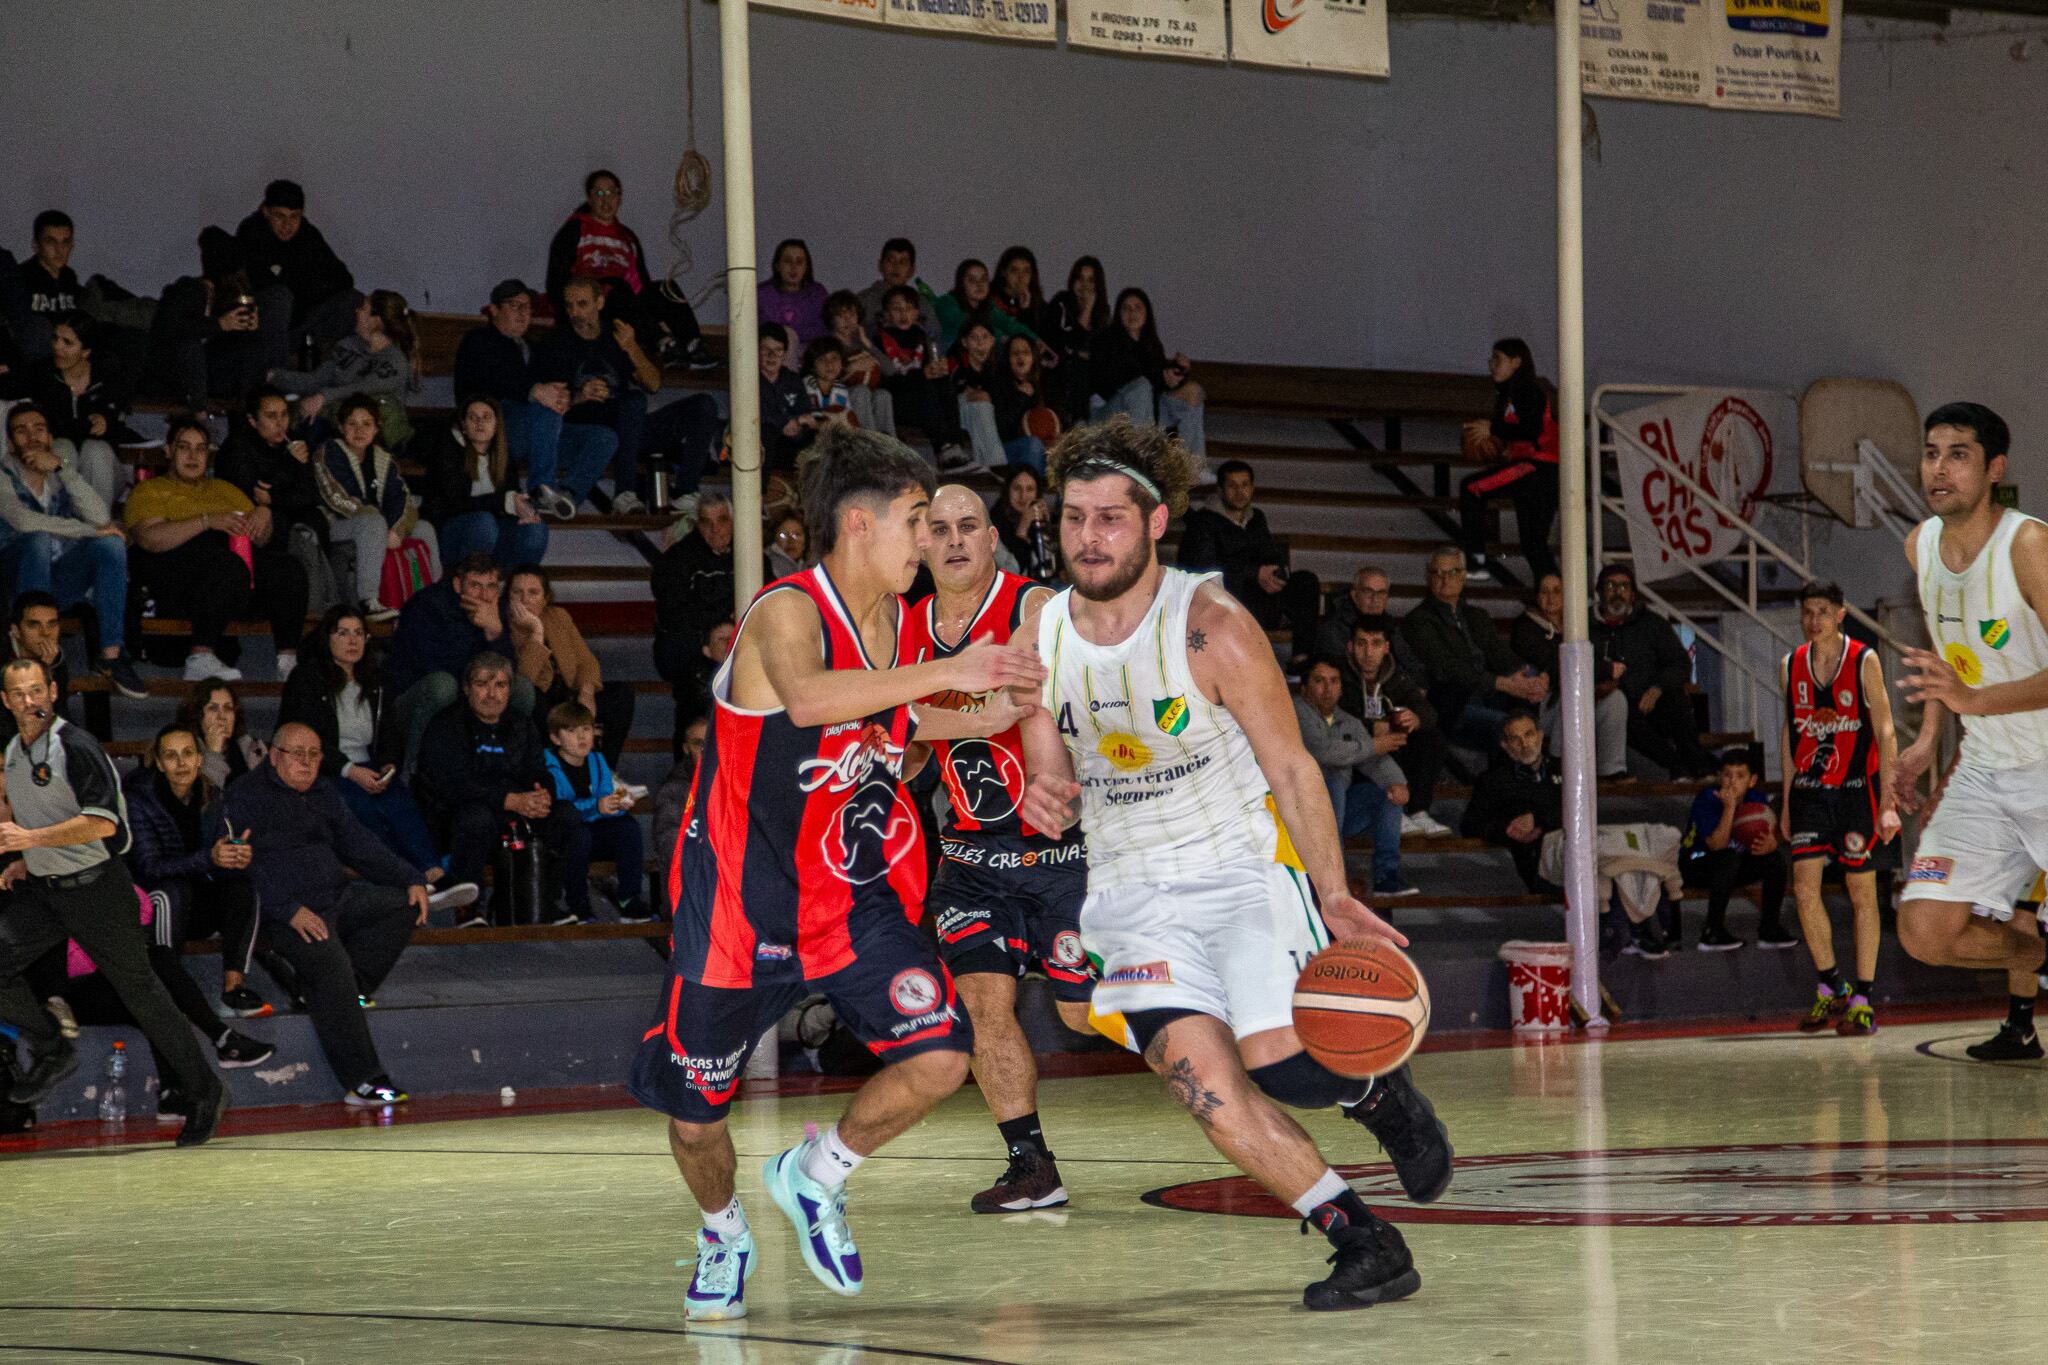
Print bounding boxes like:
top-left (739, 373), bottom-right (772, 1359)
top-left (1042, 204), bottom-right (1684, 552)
top-left (97, 1041), bottom-right (127, 1122)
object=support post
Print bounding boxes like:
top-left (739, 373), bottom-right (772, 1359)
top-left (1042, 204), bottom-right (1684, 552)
top-left (1555, 0), bottom-right (1602, 1022)
top-left (720, 0), bottom-right (763, 609)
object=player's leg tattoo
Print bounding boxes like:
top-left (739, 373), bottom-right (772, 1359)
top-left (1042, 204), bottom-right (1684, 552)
top-left (1166, 1057), bottom-right (1224, 1127)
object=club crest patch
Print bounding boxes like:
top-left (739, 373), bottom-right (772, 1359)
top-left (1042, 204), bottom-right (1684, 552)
top-left (1980, 619), bottom-right (2010, 650)
top-left (1153, 696), bottom-right (1189, 736)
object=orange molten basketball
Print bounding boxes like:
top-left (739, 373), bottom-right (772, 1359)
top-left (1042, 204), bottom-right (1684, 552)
top-left (1461, 424), bottom-right (1504, 462)
top-left (1292, 940), bottom-right (1431, 1079)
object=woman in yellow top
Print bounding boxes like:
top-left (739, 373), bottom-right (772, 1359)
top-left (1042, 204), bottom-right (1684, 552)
top-left (124, 415), bottom-right (312, 681)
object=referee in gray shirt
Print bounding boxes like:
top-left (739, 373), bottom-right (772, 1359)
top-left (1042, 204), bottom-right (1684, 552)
top-left (0, 657), bottom-right (227, 1145)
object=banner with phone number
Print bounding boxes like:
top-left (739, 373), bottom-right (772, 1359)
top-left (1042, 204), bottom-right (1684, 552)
top-left (1579, 0), bottom-right (1839, 116)
top-left (753, 0), bottom-right (884, 23)
top-left (1614, 388), bottom-right (1794, 576)
top-left (885, 0), bottom-right (1056, 39)
top-left (1229, 0), bottom-right (1388, 77)
top-left (1067, 0), bottom-right (1227, 60)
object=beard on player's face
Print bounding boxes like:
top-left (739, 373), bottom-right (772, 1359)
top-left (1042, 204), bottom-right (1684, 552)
top-left (1070, 532), bottom-right (1154, 602)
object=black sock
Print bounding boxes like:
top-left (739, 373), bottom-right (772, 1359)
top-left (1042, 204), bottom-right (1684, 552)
top-left (997, 1112), bottom-right (1050, 1159)
top-left (1308, 1188), bottom-right (1375, 1245)
top-left (1818, 968), bottom-right (1846, 996)
top-left (1853, 979), bottom-right (1874, 1000)
top-left (2010, 995), bottom-right (2037, 1031)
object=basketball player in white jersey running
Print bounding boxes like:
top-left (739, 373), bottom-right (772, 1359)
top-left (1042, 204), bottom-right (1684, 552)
top-left (1894, 403), bottom-right (2048, 988)
top-left (1013, 418), bottom-right (1454, 1312)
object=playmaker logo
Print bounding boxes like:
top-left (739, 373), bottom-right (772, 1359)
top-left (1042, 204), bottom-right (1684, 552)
top-left (1263, 0), bottom-right (1308, 31)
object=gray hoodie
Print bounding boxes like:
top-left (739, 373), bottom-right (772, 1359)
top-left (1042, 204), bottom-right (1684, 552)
top-left (1293, 695), bottom-right (1407, 792)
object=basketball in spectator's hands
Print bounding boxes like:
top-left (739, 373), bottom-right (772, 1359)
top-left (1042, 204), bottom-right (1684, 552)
top-left (1732, 800), bottom-right (1775, 854)
top-left (1462, 420), bottom-right (1504, 461)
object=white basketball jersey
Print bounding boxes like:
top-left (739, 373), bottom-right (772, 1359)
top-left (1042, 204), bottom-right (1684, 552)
top-left (1917, 508), bottom-right (2048, 770)
top-left (1037, 568), bottom-right (1283, 888)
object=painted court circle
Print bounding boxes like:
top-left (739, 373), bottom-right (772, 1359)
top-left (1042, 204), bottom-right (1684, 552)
top-left (1143, 1140), bottom-right (2048, 1226)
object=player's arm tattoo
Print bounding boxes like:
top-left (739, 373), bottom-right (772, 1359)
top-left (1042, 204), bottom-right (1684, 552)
top-left (1165, 1058), bottom-right (1224, 1127)
top-left (1188, 628), bottom-right (1207, 653)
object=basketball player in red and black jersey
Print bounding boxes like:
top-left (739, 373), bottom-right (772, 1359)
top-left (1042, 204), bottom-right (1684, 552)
top-left (1779, 582), bottom-right (1900, 1036)
top-left (626, 428), bottom-right (1044, 1321)
top-left (902, 485), bottom-right (1095, 1214)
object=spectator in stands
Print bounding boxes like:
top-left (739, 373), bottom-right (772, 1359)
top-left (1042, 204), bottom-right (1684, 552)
top-left (1680, 746), bottom-right (1797, 952)
top-left (1591, 564), bottom-right (1716, 778)
top-left (950, 320), bottom-right (1005, 472)
top-left (757, 329), bottom-right (819, 472)
top-left (419, 397), bottom-right (549, 570)
top-left (652, 717), bottom-right (707, 915)
top-left (268, 289), bottom-right (417, 430)
top-left (543, 700), bottom-right (651, 924)
top-left (1510, 572), bottom-right (1630, 778)
top-left (26, 312), bottom-right (130, 508)
top-left (507, 564), bottom-right (634, 766)
top-left (991, 335), bottom-right (1057, 477)
top-left (1295, 658), bottom-right (1416, 899)
top-left (1461, 710), bottom-right (1564, 893)
top-left (1341, 615), bottom-right (1452, 835)
top-left (671, 619), bottom-right (734, 749)
top-left (799, 337), bottom-right (855, 425)
top-left (767, 510), bottom-right (809, 581)
top-left (236, 181), bottom-right (357, 368)
top-left (122, 723), bottom-right (276, 1058)
top-left (757, 239), bottom-right (829, 359)
top-left (224, 721), bottom-right (433, 1106)
top-left (216, 384), bottom-right (334, 607)
top-left (146, 227), bottom-right (266, 408)
top-left (1403, 545), bottom-right (1549, 749)
top-left (935, 258), bottom-right (1042, 353)
top-left (1045, 255), bottom-right (1108, 424)
top-left (279, 605), bottom-right (451, 886)
top-left (1319, 564), bottom-right (1424, 677)
top-left (874, 285), bottom-right (966, 463)
top-left (126, 414), bottom-right (310, 680)
top-left (545, 170), bottom-right (711, 370)
top-left (1089, 287), bottom-right (1206, 458)
top-left (993, 246), bottom-right (1052, 343)
top-left (0, 402), bottom-right (144, 697)
top-left (416, 653), bottom-right (580, 923)
top-left (176, 681), bottom-right (266, 788)
top-left (856, 238), bottom-right (941, 338)
top-left (452, 279), bottom-right (615, 519)
top-left (1460, 338), bottom-right (1560, 584)
top-left (384, 553), bottom-right (536, 766)
top-left (5, 590), bottom-right (71, 726)
top-left (3, 211), bottom-right (82, 361)
top-left (538, 276), bottom-right (664, 512)
top-left (317, 393), bottom-right (438, 622)
top-left (1177, 459), bottom-right (1320, 671)
top-left (824, 290), bottom-right (892, 435)
top-left (653, 492), bottom-right (734, 700)
top-left (995, 465), bottom-right (1059, 582)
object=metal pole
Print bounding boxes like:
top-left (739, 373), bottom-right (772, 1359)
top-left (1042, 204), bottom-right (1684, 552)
top-left (720, 0), bottom-right (763, 608)
top-left (1555, 0), bottom-right (1601, 1022)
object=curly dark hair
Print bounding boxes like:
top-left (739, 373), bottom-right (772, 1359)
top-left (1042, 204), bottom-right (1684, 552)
top-left (1045, 415), bottom-right (1202, 519)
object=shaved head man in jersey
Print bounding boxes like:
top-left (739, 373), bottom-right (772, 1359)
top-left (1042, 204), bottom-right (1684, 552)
top-left (902, 484), bottom-right (1094, 1214)
top-left (1012, 417), bottom-right (1454, 1311)
top-left (1895, 403), bottom-right (2048, 1040)
top-left (626, 427), bottom-right (1044, 1321)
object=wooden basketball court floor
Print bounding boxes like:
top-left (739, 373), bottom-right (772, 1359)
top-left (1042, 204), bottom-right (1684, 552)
top-left (5, 1014), bottom-right (2045, 1365)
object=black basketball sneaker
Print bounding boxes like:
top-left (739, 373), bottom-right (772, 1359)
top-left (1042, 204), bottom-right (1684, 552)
top-left (1303, 1214), bottom-right (1422, 1311)
top-left (1344, 1064), bottom-right (1453, 1203)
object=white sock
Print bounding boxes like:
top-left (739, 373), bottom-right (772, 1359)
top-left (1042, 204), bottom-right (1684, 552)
top-left (702, 1196), bottom-right (747, 1239)
top-left (800, 1124), bottom-right (864, 1189)
top-left (1290, 1168), bottom-right (1350, 1218)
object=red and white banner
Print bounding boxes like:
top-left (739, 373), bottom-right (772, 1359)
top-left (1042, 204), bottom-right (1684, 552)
top-left (1614, 388), bottom-right (1794, 575)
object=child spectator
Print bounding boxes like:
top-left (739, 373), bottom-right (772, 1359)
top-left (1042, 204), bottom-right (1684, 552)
top-left (1090, 287), bottom-right (1206, 458)
top-left (823, 290), bottom-right (893, 435)
top-left (757, 329), bottom-right (817, 472)
top-left (544, 170), bottom-right (710, 369)
top-left (950, 319), bottom-right (1004, 471)
top-left (990, 334), bottom-right (1056, 476)
top-left (934, 258), bottom-right (1042, 352)
top-left (315, 393), bottom-right (438, 621)
top-left (756, 239), bottom-right (828, 359)
top-left (799, 337), bottom-right (854, 423)
top-left (875, 286), bottom-right (966, 463)
top-left (993, 246), bottom-right (1051, 342)
top-left (1680, 747), bottom-right (1797, 951)
top-left (855, 237), bottom-right (940, 337)
top-left (542, 701), bottom-right (651, 924)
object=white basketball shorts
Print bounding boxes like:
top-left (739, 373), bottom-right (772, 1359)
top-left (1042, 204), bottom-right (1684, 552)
top-left (1899, 755), bottom-right (2048, 922)
top-left (1081, 860), bottom-right (1329, 1040)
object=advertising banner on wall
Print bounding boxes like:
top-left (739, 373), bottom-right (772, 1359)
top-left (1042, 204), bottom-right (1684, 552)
top-left (1067, 0), bottom-right (1227, 60)
top-left (754, 0), bottom-right (885, 22)
top-left (1578, 0), bottom-right (1709, 105)
top-left (884, 0), bottom-right (1056, 41)
top-left (1613, 389), bottom-right (1795, 575)
top-left (1706, 0), bottom-right (1841, 116)
top-left (1229, 0), bottom-right (1389, 78)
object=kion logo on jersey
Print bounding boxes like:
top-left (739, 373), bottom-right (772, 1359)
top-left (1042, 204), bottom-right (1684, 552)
top-left (1262, 0), bottom-right (1308, 31)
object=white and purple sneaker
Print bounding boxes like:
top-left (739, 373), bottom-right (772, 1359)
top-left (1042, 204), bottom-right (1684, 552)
top-left (762, 1142), bottom-right (863, 1296)
top-left (682, 1225), bottom-right (756, 1320)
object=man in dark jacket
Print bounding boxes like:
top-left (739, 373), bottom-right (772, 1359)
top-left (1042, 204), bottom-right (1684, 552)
top-left (2, 211), bottom-right (82, 361)
top-left (235, 180), bottom-right (356, 368)
top-left (1590, 564), bottom-right (1716, 778)
top-left (1340, 615), bottom-right (1451, 833)
top-left (384, 554), bottom-right (535, 767)
top-left (452, 279), bottom-right (614, 518)
top-left (414, 654), bottom-right (580, 923)
top-left (1460, 710), bottom-right (1564, 893)
top-left (1402, 546), bottom-right (1550, 749)
top-left (1176, 460), bottom-right (1321, 669)
top-left (652, 494), bottom-right (735, 683)
top-left (222, 723), bottom-right (429, 1106)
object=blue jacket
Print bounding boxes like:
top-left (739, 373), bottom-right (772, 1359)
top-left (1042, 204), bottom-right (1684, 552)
top-left (220, 762), bottom-right (424, 921)
top-left (543, 748), bottom-right (620, 824)
top-left (120, 765), bottom-right (229, 889)
top-left (383, 578), bottom-right (505, 697)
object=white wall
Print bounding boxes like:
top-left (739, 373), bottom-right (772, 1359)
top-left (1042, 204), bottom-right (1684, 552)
top-left (8, 2), bottom-right (2045, 471)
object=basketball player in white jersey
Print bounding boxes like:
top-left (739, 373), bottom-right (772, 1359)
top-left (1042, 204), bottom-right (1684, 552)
top-left (1013, 418), bottom-right (1453, 1312)
top-left (1894, 403), bottom-right (2048, 988)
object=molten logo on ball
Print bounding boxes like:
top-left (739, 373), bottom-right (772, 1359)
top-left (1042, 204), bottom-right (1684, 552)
top-left (1292, 941), bottom-right (1430, 1079)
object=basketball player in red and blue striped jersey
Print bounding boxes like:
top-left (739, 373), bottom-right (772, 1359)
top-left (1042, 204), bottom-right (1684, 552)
top-left (627, 428), bottom-right (1042, 1321)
